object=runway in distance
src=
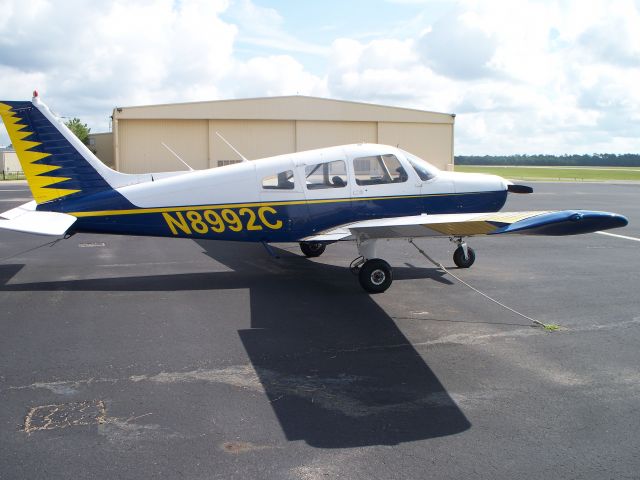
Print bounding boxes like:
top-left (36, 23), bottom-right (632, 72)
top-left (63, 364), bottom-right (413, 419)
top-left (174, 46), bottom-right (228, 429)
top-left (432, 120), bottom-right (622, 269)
top-left (0, 93), bottom-right (629, 292)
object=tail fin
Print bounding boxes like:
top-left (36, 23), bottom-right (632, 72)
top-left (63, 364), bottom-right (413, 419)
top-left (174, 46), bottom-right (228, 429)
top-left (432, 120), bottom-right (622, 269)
top-left (0, 93), bottom-right (125, 205)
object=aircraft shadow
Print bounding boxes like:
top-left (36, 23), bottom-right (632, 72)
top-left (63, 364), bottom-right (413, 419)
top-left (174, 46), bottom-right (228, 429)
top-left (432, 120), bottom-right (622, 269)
top-left (197, 241), bottom-right (470, 448)
top-left (0, 242), bottom-right (470, 448)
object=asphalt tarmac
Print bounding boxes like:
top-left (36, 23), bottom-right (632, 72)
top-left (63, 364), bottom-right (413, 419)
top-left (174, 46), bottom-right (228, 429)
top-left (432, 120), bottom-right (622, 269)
top-left (1, 181), bottom-right (639, 479)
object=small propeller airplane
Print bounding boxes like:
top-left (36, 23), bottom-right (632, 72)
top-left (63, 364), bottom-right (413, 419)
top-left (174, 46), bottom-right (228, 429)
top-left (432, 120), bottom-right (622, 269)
top-left (0, 93), bottom-right (629, 292)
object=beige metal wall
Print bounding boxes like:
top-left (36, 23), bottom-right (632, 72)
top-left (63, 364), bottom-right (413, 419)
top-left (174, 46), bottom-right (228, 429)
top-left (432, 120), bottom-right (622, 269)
top-left (119, 120), bottom-right (209, 173)
top-left (378, 122), bottom-right (453, 169)
top-left (112, 97), bottom-right (455, 173)
top-left (209, 120), bottom-right (295, 166)
top-left (296, 121), bottom-right (377, 151)
top-left (115, 119), bottom-right (453, 172)
top-left (0, 150), bottom-right (21, 173)
top-left (88, 133), bottom-right (115, 168)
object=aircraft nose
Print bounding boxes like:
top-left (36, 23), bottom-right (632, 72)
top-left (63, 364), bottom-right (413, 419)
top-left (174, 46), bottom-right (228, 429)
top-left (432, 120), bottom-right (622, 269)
top-left (450, 172), bottom-right (508, 194)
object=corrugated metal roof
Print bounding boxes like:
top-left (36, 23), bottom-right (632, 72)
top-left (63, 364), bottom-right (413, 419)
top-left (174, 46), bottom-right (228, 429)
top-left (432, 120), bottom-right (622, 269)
top-left (114, 96), bottom-right (454, 124)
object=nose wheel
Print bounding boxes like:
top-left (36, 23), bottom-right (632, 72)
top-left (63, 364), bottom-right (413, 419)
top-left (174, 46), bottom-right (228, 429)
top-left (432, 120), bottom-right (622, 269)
top-left (453, 245), bottom-right (475, 268)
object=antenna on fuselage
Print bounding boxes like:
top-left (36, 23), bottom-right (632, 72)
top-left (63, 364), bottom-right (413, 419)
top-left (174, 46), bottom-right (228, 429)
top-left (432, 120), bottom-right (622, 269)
top-left (216, 132), bottom-right (249, 163)
top-left (161, 142), bottom-right (194, 171)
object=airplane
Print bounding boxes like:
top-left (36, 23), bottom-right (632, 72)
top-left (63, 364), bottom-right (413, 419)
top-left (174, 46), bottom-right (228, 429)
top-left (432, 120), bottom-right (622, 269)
top-left (0, 92), bottom-right (629, 293)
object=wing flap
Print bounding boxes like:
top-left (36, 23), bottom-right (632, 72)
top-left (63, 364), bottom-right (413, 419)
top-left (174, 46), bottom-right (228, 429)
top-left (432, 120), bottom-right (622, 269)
top-left (0, 204), bottom-right (77, 236)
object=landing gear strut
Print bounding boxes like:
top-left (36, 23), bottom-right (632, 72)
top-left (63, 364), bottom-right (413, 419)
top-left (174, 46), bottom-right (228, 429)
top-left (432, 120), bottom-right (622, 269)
top-left (350, 237), bottom-right (477, 292)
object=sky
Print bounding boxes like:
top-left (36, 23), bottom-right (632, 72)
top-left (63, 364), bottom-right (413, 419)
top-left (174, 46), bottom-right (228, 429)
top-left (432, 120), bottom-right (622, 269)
top-left (0, 0), bottom-right (639, 155)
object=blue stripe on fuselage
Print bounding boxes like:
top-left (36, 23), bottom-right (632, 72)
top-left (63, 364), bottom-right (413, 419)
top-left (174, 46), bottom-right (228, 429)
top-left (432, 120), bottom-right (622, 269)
top-left (70, 190), bottom-right (508, 242)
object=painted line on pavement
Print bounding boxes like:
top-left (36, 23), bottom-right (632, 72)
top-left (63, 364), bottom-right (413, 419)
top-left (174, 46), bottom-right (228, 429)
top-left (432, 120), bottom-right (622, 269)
top-left (596, 231), bottom-right (640, 242)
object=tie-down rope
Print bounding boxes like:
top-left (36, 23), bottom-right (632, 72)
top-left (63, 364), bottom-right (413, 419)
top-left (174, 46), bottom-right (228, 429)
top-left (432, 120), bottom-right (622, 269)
top-left (408, 239), bottom-right (559, 331)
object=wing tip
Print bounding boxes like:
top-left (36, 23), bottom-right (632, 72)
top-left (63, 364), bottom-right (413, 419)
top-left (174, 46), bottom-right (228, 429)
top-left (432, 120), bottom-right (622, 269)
top-left (492, 210), bottom-right (628, 236)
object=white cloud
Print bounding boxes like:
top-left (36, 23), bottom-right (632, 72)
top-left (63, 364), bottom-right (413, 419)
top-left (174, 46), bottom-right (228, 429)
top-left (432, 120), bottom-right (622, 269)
top-left (225, 0), bottom-right (328, 56)
top-left (417, 8), bottom-right (498, 80)
top-left (0, 0), bottom-right (237, 136)
top-left (221, 55), bottom-right (327, 97)
top-left (0, 0), bottom-right (326, 145)
top-left (1, 0), bottom-right (639, 155)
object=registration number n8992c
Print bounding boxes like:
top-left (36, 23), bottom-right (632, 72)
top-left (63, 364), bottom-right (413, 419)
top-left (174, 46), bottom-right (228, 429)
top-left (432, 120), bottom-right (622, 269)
top-left (162, 206), bottom-right (283, 236)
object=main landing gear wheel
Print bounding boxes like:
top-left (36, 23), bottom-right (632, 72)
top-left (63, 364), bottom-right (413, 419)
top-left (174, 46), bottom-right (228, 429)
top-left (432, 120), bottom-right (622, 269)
top-left (299, 241), bottom-right (326, 257)
top-left (358, 259), bottom-right (393, 293)
top-left (453, 246), bottom-right (476, 268)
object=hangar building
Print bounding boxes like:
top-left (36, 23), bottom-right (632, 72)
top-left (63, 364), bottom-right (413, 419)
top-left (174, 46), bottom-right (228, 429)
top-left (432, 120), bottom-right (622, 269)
top-left (93, 96), bottom-right (456, 173)
top-left (0, 147), bottom-right (20, 176)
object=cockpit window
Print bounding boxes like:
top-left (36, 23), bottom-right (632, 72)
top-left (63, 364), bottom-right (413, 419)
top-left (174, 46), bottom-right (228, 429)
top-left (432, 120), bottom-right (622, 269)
top-left (262, 170), bottom-right (295, 190)
top-left (305, 160), bottom-right (348, 189)
top-left (402, 150), bottom-right (439, 181)
top-left (353, 154), bottom-right (408, 185)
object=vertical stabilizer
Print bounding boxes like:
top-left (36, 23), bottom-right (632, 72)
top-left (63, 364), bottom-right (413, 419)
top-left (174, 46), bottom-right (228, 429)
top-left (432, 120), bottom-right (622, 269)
top-left (0, 93), bottom-right (128, 205)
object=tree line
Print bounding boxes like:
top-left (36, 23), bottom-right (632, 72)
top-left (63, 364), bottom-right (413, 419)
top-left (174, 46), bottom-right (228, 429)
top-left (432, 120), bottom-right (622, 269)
top-left (455, 153), bottom-right (640, 167)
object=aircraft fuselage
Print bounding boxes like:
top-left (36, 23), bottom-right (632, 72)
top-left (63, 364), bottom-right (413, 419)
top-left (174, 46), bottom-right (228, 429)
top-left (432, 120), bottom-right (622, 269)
top-left (49, 144), bottom-right (509, 242)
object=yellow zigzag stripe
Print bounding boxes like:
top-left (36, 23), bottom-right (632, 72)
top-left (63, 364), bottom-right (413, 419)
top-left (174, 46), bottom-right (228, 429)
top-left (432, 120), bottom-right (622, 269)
top-left (0, 102), bottom-right (80, 203)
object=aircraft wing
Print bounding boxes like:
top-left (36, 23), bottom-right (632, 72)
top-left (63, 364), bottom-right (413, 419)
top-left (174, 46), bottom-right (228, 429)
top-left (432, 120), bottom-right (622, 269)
top-left (302, 210), bottom-right (628, 242)
top-left (0, 201), bottom-right (77, 236)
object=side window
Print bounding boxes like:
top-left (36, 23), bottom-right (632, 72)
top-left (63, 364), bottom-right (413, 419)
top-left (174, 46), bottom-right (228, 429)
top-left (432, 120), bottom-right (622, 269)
top-left (353, 154), bottom-right (408, 186)
top-left (305, 160), bottom-right (348, 189)
top-left (262, 170), bottom-right (295, 190)
top-left (403, 151), bottom-right (438, 181)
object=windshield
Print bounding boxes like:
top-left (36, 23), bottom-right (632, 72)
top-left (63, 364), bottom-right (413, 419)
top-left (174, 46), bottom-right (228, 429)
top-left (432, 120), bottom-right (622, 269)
top-left (401, 150), bottom-right (439, 181)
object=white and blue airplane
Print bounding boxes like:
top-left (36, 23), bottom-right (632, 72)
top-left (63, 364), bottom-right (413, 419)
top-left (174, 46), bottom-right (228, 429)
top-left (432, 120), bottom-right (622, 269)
top-left (0, 93), bottom-right (629, 292)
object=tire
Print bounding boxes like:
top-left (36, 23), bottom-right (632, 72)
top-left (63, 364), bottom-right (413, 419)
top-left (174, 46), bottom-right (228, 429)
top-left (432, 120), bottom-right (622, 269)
top-left (358, 259), bottom-right (393, 293)
top-left (453, 246), bottom-right (475, 268)
top-left (300, 241), bottom-right (326, 257)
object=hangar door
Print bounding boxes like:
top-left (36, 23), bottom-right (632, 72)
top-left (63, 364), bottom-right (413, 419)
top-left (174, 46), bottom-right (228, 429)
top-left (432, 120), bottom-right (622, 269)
top-left (296, 121), bottom-right (377, 151)
top-left (118, 119), bottom-right (209, 174)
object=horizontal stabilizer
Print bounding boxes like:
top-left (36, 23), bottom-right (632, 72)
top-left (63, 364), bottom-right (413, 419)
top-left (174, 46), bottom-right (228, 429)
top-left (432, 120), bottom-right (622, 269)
top-left (0, 203), bottom-right (76, 236)
top-left (0, 200), bottom-right (37, 220)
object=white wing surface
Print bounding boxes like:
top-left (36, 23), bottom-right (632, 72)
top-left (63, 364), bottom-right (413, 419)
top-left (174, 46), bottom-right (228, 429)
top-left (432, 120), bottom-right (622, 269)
top-left (302, 210), bottom-right (627, 242)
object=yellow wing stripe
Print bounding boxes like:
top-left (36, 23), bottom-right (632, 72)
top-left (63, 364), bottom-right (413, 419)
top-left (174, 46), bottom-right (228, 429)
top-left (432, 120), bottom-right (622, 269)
top-left (420, 211), bottom-right (550, 236)
top-left (426, 221), bottom-right (499, 236)
top-left (0, 102), bottom-right (80, 203)
top-left (479, 211), bottom-right (550, 223)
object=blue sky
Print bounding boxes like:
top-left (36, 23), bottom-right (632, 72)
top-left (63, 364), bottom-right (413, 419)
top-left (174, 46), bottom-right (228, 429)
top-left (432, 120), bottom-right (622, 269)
top-left (1, 0), bottom-right (639, 155)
